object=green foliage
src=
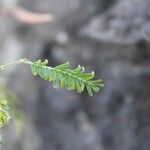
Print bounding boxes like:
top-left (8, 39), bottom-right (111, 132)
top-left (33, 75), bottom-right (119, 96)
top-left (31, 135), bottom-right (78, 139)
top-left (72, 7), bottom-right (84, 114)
top-left (0, 87), bottom-right (25, 145)
top-left (0, 100), bottom-right (11, 128)
top-left (0, 87), bottom-right (24, 134)
top-left (0, 58), bottom-right (104, 146)
top-left (31, 59), bottom-right (104, 96)
top-left (0, 58), bottom-right (104, 129)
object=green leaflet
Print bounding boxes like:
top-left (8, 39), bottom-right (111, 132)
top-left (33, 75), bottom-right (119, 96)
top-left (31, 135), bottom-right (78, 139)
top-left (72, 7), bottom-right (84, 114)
top-left (54, 62), bottom-right (69, 70)
top-left (31, 60), bottom-right (104, 96)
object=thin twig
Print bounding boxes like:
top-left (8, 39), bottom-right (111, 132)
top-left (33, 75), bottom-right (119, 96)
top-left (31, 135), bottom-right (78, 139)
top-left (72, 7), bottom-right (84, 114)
top-left (0, 58), bottom-right (32, 70)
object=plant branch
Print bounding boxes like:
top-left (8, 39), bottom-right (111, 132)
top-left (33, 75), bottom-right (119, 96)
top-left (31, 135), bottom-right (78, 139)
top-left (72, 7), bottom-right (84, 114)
top-left (0, 58), bottom-right (104, 96)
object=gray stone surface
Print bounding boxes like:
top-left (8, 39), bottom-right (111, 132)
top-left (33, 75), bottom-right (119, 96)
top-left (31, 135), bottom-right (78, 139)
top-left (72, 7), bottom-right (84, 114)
top-left (80, 0), bottom-right (150, 44)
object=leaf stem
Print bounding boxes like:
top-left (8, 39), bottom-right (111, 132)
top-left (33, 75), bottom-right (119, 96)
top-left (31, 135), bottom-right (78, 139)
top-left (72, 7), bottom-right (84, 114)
top-left (0, 58), bottom-right (32, 70)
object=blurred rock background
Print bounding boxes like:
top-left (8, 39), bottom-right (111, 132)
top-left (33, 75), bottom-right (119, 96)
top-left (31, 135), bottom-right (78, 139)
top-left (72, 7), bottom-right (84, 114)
top-left (0, 0), bottom-right (150, 150)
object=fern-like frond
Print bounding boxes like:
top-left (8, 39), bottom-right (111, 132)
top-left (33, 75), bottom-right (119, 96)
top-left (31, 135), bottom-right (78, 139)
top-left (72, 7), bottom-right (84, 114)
top-left (31, 60), bottom-right (104, 96)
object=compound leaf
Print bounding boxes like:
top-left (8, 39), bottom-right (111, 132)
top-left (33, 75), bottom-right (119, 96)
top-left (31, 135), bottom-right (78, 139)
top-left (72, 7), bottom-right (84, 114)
top-left (30, 60), bottom-right (104, 96)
